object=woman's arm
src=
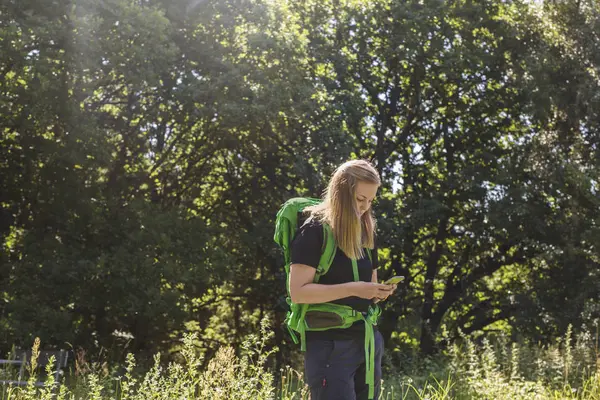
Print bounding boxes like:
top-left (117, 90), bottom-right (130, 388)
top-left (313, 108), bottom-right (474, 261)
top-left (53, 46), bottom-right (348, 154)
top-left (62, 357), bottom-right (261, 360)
top-left (289, 263), bottom-right (393, 304)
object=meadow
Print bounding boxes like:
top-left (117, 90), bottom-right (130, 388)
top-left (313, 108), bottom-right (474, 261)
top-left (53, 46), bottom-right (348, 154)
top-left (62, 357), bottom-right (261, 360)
top-left (3, 320), bottom-right (600, 400)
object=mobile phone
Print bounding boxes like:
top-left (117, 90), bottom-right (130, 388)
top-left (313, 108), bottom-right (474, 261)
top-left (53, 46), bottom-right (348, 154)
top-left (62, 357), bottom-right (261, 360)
top-left (383, 276), bottom-right (405, 285)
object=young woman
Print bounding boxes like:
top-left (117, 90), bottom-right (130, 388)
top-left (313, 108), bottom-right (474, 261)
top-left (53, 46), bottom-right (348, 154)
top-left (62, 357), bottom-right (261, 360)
top-left (289, 159), bottom-right (396, 400)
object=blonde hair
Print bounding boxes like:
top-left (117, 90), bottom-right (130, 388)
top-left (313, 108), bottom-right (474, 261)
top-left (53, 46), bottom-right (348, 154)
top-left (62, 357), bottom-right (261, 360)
top-left (306, 159), bottom-right (381, 259)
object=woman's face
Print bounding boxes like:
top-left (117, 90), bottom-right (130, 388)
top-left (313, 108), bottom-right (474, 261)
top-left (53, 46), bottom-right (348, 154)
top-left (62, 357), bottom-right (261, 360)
top-left (355, 181), bottom-right (379, 216)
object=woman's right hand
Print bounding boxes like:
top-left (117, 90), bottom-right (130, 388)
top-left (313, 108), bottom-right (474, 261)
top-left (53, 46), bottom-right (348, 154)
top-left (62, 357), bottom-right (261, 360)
top-left (350, 281), bottom-right (394, 300)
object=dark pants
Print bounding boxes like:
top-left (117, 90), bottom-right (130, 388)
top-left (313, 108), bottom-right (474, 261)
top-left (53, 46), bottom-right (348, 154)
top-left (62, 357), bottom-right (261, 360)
top-left (304, 330), bottom-right (384, 400)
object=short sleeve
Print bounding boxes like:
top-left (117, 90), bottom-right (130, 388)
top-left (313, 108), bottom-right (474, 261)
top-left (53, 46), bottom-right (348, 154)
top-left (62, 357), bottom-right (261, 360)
top-left (290, 220), bottom-right (323, 269)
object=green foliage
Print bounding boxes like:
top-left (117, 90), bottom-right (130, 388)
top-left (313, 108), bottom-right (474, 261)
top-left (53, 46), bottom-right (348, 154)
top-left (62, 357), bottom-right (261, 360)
top-left (4, 322), bottom-right (600, 400)
top-left (1, 0), bottom-right (600, 366)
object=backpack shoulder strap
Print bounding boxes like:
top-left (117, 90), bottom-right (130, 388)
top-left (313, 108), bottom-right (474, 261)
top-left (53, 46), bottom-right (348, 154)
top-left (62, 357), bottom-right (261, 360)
top-left (314, 222), bottom-right (336, 283)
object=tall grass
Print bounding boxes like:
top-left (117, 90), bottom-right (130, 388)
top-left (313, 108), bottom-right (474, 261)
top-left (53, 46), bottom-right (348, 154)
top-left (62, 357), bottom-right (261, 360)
top-left (2, 321), bottom-right (600, 399)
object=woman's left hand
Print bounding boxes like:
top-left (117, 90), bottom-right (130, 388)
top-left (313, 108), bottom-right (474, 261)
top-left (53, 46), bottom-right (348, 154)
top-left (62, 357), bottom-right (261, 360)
top-left (373, 284), bottom-right (397, 303)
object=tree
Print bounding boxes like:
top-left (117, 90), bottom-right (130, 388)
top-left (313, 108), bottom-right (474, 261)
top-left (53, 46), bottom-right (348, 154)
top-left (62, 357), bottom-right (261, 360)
top-left (286, 0), bottom-right (600, 354)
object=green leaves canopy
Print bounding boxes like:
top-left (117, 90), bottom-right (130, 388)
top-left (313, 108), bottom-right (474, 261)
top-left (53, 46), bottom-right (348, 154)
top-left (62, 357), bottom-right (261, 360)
top-left (1, 0), bottom-right (599, 360)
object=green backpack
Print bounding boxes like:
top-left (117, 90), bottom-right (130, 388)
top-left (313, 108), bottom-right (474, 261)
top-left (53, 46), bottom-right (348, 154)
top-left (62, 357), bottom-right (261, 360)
top-left (274, 197), bottom-right (381, 399)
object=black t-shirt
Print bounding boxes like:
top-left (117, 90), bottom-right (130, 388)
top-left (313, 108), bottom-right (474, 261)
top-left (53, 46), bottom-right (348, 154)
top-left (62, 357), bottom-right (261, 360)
top-left (290, 217), bottom-right (378, 341)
